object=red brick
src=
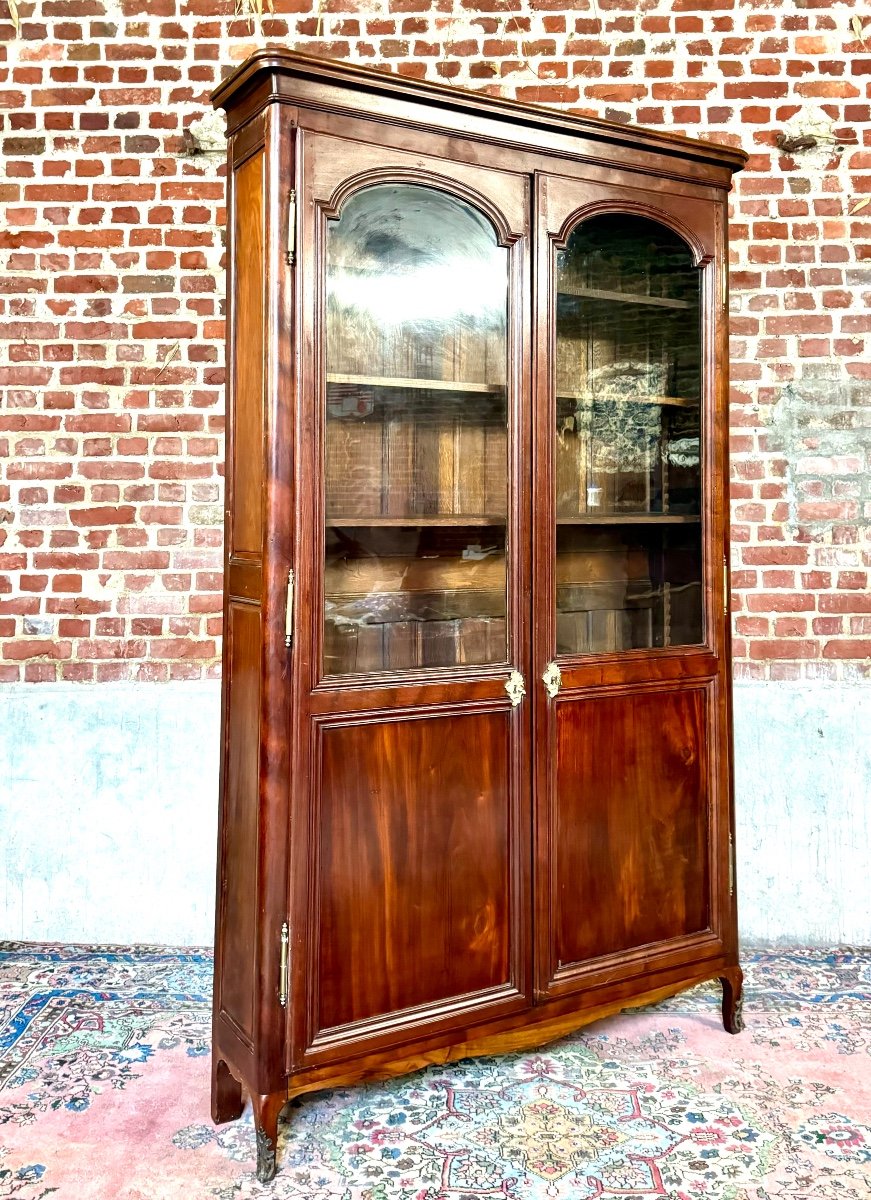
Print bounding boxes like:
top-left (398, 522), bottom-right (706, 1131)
top-left (812, 617), bottom-right (842, 635)
top-left (3, 639), bottom-right (72, 660)
top-left (749, 640), bottom-right (818, 660)
top-left (651, 82), bottom-right (715, 100)
top-left (149, 638), bottom-right (217, 659)
top-left (746, 594), bottom-right (815, 613)
top-left (742, 547), bottom-right (810, 566)
top-left (774, 617), bottom-right (807, 637)
top-left (52, 573), bottom-right (83, 592)
top-left (69, 505), bottom-right (136, 526)
top-left (797, 501), bottom-right (859, 521)
top-left (819, 595), bottom-right (871, 614)
top-left (735, 616), bottom-right (769, 636)
top-left (823, 639), bottom-right (871, 659)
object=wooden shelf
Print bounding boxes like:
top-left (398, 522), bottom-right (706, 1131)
top-left (329, 515), bottom-right (699, 529)
top-left (556, 392), bottom-right (697, 409)
top-left (327, 515), bottom-right (507, 527)
top-left (327, 373), bottom-right (505, 394)
top-left (558, 286), bottom-right (695, 311)
top-left (557, 514), bottom-right (701, 525)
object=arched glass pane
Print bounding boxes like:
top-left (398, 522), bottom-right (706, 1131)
top-left (555, 214), bottom-right (703, 654)
top-left (323, 184), bottom-right (509, 675)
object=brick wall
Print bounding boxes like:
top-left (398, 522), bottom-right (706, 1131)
top-left (1, 0), bottom-right (869, 683)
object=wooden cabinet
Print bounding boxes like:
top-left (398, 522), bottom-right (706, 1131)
top-left (210, 51), bottom-right (747, 1182)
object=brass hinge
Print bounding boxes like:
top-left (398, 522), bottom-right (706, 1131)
top-left (284, 568), bottom-right (294, 648)
top-left (723, 556), bottom-right (729, 616)
top-left (285, 189), bottom-right (296, 266)
top-left (279, 921), bottom-right (289, 1008)
top-left (728, 833), bottom-right (735, 897)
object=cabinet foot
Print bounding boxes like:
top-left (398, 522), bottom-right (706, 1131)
top-left (255, 1126), bottom-right (276, 1184)
top-left (252, 1091), bottom-right (286, 1184)
top-left (211, 1057), bottom-right (244, 1125)
top-left (719, 966), bottom-right (745, 1035)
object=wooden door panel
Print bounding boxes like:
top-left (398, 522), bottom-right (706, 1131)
top-left (229, 148), bottom-right (266, 560)
top-left (532, 171), bottom-right (729, 1000)
top-left (546, 683), bottom-right (712, 991)
top-left (289, 132), bottom-right (532, 1068)
top-left (311, 708), bottom-right (518, 1043)
top-left (217, 600), bottom-right (262, 1045)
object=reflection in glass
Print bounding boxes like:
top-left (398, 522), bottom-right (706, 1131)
top-left (323, 185), bottom-right (509, 675)
top-left (555, 214), bottom-right (703, 653)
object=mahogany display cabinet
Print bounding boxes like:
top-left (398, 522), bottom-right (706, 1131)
top-left (210, 50), bottom-right (747, 1182)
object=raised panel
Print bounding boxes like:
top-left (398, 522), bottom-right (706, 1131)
top-left (218, 600), bottom-right (262, 1043)
top-left (554, 685), bottom-right (710, 972)
top-left (231, 150), bottom-right (265, 557)
top-left (313, 709), bottom-right (512, 1036)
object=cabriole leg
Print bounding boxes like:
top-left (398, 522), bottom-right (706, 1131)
top-left (252, 1091), bottom-right (286, 1184)
top-left (211, 1057), bottom-right (244, 1125)
top-left (720, 965), bottom-right (745, 1035)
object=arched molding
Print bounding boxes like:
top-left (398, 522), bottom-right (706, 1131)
top-left (319, 167), bottom-right (519, 248)
top-left (551, 199), bottom-right (712, 268)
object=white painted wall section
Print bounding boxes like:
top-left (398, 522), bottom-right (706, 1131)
top-left (732, 680), bottom-right (871, 946)
top-left (1, 682), bottom-right (220, 945)
top-left (1, 679), bottom-right (869, 946)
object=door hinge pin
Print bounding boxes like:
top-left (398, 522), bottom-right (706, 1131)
top-left (279, 921), bottom-right (289, 1008)
top-left (285, 568), bottom-right (294, 648)
top-left (286, 189), bottom-right (296, 266)
top-left (728, 833), bottom-right (735, 897)
top-left (723, 557), bottom-right (729, 616)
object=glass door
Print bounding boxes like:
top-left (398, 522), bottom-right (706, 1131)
top-left (533, 176), bottom-right (728, 1001)
top-left (554, 212), bottom-right (703, 654)
top-left (290, 136), bottom-right (531, 1068)
top-left (323, 183), bottom-right (510, 675)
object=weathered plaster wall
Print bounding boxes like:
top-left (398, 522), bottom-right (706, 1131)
top-left (733, 680), bottom-right (871, 945)
top-left (2, 680), bottom-right (868, 946)
top-left (0, 681), bottom-right (220, 944)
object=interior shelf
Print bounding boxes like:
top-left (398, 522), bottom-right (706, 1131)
top-left (330, 513), bottom-right (698, 528)
top-left (326, 515), bottom-right (507, 527)
top-left (327, 373), bottom-right (505, 394)
top-left (557, 514), bottom-right (701, 525)
top-left (556, 391), bottom-right (697, 408)
top-left (557, 286), bottom-right (695, 311)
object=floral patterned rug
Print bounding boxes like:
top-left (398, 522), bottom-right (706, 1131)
top-left (0, 945), bottom-right (869, 1199)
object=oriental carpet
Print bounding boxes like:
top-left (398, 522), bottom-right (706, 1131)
top-left (0, 945), bottom-right (868, 1199)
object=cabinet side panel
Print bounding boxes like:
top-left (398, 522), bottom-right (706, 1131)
top-left (218, 599), bottom-right (262, 1043)
top-left (555, 686), bottom-right (709, 966)
top-left (231, 151), bottom-right (265, 557)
